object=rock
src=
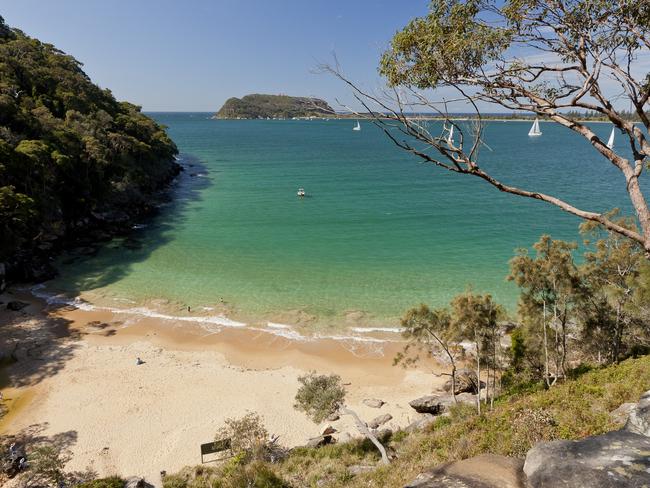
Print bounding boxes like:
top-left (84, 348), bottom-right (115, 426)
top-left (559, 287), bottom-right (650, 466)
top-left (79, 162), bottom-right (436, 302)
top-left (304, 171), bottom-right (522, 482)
top-left (322, 425), bottom-right (337, 436)
top-left (326, 412), bottom-right (340, 421)
top-left (0, 262), bottom-right (5, 292)
top-left (610, 402), bottom-right (636, 425)
top-left (335, 432), bottom-right (353, 444)
top-left (124, 477), bottom-right (153, 488)
top-left (409, 395), bottom-right (452, 414)
top-left (624, 389), bottom-right (650, 437)
top-left (368, 413), bottom-right (393, 429)
top-left (524, 429), bottom-right (650, 487)
top-left (306, 434), bottom-right (335, 448)
top-left (363, 398), bottom-right (385, 408)
top-left (443, 369), bottom-right (485, 395)
top-left (6, 301), bottom-right (29, 311)
top-left (405, 454), bottom-right (526, 488)
top-left (348, 464), bottom-right (375, 475)
top-left (406, 413), bottom-right (437, 432)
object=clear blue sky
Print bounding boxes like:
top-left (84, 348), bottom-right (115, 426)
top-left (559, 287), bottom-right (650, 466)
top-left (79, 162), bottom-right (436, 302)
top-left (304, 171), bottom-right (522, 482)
top-left (2, 1), bottom-right (430, 111)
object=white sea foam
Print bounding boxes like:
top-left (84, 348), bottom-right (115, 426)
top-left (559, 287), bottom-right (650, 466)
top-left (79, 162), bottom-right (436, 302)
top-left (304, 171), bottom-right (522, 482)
top-left (28, 286), bottom-right (393, 343)
top-left (30, 285), bottom-right (246, 328)
top-left (350, 327), bottom-right (402, 334)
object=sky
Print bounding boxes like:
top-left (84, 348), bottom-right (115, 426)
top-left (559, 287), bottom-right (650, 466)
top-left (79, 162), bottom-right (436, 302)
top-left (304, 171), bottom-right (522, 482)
top-left (1, 0), bottom-right (430, 111)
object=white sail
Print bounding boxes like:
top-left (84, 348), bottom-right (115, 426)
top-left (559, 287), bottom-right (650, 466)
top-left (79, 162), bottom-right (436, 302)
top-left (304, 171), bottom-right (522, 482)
top-left (352, 121), bottom-right (361, 131)
top-left (447, 125), bottom-right (455, 145)
top-left (606, 126), bottom-right (615, 149)
top-left (528, 118), bottom-right (542, 136)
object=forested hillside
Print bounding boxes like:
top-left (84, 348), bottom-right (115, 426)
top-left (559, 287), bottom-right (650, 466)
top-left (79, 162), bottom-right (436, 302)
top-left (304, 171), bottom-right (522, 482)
top-left (0, 16), bottom-right (179, 280)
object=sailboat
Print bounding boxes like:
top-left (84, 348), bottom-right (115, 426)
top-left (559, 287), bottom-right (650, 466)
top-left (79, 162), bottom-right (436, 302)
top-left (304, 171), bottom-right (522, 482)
top-left (447, 125), bottom-right (455, 145)
top-left (606, 126), bottom-right (615, 149)
top-left (528, 118), bottom-right (542, 136)
top-left (352, 121), bottom-right (361, 131)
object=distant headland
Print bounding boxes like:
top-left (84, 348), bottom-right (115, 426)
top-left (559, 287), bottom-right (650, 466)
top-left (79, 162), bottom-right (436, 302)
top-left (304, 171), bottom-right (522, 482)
top-left (213, 94), bottom-right (334, 119)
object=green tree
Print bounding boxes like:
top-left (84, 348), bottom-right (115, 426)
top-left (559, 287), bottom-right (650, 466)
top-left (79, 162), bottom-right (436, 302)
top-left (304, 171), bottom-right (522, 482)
top-left (450, 290), bottom-right (503, 411)
top-left (508, 236), bottom-right (582, 384)
top-left (579, 215), bottom-right (648, 362)
top-left (294, 372), bottom-right (390, 464)
top-left (334, 0), bottom-right (650, 254)
top-left (394, 304), bottom-right (462, 403)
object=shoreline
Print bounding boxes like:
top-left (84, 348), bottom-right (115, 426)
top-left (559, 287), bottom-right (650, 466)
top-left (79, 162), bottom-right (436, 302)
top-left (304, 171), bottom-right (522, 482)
top-left (0, 288), bottom-right (444, 485)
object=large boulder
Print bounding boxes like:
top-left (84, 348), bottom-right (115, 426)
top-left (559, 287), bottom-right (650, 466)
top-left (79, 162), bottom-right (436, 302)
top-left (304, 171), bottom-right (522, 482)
top-left (523, 429), bottom-right (650, 487)
top-left (405, 454), bottom-right (526, 488)
top-left (406, 413), bottom-right (437, 432)
top-left (6, 301), bottom-right (29, 311)
top-left (409, 395), bottom-right (451, 414)
top-left (443, 369), bottom-right (485, 395)
top-left (624, 389), bottom-right (650, 437)
top-left (363, 398), bottom-right (385, 408)
top-left (368, 413), bottom-right (393, 429)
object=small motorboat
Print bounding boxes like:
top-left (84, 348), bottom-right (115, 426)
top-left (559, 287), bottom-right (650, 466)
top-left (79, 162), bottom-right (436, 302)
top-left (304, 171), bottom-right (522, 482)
top-left (297, 188), bottom-right (305, 197)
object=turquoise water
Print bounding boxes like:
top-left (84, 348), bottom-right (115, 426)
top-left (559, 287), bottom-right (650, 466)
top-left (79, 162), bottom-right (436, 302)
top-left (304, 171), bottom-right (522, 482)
top-left (50, 115), bottom-right (637, 329)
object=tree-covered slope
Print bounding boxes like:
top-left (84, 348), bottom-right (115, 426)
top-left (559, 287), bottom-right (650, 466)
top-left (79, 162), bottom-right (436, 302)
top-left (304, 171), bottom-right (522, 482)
top-left (0, 16), bottom-right (179, 278)
top-left (214, 94), bottom-right (333, 119)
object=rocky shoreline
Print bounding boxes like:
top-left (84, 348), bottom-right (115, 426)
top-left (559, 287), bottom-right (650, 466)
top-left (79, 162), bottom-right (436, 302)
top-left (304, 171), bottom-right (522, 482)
top-left (0, 159), bottom-right (182, 291)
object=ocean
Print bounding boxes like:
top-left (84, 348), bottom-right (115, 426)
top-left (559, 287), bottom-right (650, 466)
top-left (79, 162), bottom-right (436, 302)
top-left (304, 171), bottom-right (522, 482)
top-left (44, 114), bottom-right (635, 332)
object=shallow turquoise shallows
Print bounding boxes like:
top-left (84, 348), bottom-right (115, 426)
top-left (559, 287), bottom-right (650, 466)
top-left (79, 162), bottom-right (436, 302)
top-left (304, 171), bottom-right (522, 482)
top-left (50, 115), bottom-right (638, 328)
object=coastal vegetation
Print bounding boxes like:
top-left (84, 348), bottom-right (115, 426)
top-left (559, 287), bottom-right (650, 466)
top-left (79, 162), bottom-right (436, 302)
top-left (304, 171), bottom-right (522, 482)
top-left (214, 94), bottom-right (333, 119)
top-left (159, 354), bottom-right (650, 487)
top-left (0, 16), bottom-right (179, 282)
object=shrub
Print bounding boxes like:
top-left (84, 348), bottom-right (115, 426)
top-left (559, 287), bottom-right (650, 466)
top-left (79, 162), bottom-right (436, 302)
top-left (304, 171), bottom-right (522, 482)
top-left (216, 412), bottom-right (286, 463)
top-left (294, 372), bottom-right (345, 423)
top-left (77, 477), bottom-right (125, 488)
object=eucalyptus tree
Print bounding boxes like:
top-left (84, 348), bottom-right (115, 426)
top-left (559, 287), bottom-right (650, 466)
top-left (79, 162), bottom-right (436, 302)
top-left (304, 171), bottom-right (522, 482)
top-left (394, 304), bottom-right (462, 403)
top-left (450, 290), bottom-right (503, 411)
top-left (329, 0), bottom-right (650, 254)
top-left (508, 236), bottom-right (582, 384)
top-left (579, 214), bottom-right (648, 362)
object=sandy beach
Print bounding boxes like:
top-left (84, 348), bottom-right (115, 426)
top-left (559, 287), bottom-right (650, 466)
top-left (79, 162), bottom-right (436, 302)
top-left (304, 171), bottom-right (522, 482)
top-left (0, 290), bottom-right (445, 485)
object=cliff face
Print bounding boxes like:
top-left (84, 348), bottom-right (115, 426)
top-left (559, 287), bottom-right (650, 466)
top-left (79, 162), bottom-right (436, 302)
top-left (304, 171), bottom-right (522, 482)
top-left (214, 94), bottom-right (333, 119)
top-left (0, 16), bottom-right (180, 282)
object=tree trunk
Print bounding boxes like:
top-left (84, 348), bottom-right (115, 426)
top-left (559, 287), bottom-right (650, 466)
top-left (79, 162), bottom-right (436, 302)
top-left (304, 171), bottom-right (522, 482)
top-left (475, 332), bottom-right (481, 415)
top-left (340, 407), bottom-right (390, 464)
top-left (613, 303), bottom-right (624, 363)
top-left (543, 301), bottom-right (551, 388)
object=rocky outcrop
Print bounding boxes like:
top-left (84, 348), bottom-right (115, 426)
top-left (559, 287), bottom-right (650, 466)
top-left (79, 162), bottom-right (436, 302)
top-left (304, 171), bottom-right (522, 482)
top-left (523, 430), bottom-right (650, 487)
top-left (624, 389), bottom-right (650, 436)
top-left (214, 94), bottom-right (333, 119)
top-left (6, 301), bottom-right (29, 311)
top-left (443, 369), bottom-right (485, 395)
top-left (363, 398), bottom-right (385, 409)
top-left (409, 395), bottom-right (451, 414)
top-left (406, 413), bottom-right (437, 432)
top-left (409, 393), bottom-right (476, 415)
top-left (405, 454), bottom-right (526, 488)
top-left (368, 413), bottom-right (392, 429)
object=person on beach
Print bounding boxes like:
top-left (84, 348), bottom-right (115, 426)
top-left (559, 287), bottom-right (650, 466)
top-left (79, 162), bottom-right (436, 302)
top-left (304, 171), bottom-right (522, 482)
top-left (136, 357), bottom-right (144, 365)
top-left (187, 306), bottom-right (191, 312)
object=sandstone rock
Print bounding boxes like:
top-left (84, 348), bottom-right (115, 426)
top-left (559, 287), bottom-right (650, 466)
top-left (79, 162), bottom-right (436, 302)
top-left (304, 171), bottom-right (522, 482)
top-left (443, 369), bottom-right (485, 395)
top-left (368, 413), bottom-right (393, 429)
top-left (306, 434), bottom-right (334, 448)
top-left (363, 398), bottom-right (385, 408)
top-left (405, 454), bottom-right (525, 488)
top-left (322, 425), bottom-right (337, 436)
top-left (406, 413), bottom-right (437, 432)
top-left (6, 301), bottom-right (29, 311)
top-left (524, 429), bottom-right (650, 487)
top-left (124, 477), bottom-right (153, 488)
top-left (335, 432), bottom-right (353, 444)
top-left (610, 402), bottom-right (635, 425)
top-left (348, 464), bottom-right (375, 475)
top-left (624, 389), bottom-right (650, 437)
top-left (409, 395), bottom-right (452, 414)
top-left (326, 412), bottom-right (340, 422)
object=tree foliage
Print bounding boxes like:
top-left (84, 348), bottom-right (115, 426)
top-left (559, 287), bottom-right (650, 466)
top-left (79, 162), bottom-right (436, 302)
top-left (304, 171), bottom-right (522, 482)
top-left (294, 372), bottom-right (346, 424)
top-left (0, 16), bottom-right (178, 263)
top-left (334, 0), bottom-right (650, 253)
